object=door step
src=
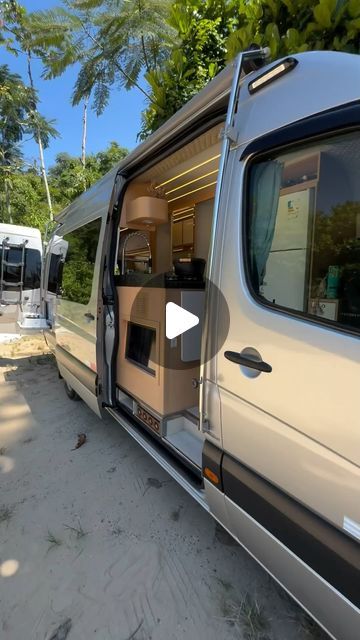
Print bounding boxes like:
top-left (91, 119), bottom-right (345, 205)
top-left (164, 412), bottom-right (204, 468)
top-left (164, 430), bottom-right (203, 467)
top-left (107, 406), bottom-right (208, 511)
top-left (17, 315), bottom-right (48, 332)
top-left (116, 388), bottom-right (204, 469)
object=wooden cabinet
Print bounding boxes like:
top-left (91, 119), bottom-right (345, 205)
top-left (172, 214), bottom-right (194, 257)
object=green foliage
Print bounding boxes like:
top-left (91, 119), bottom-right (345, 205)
top-left (2, 0), bottom-right (360, 229)
top-left (62, 253), bottom-right (94, 304)
top-left (7, 170), bottom-right (49, 229)
top-left (0, 141), bottom-right (128, 230)
top-left (140, 0), bottom-right (236, 138)
top-left (225, 0), bottom-right (360, 59)
top-left (49, 141), bottom-right (128, 205)
top-left (0, 63), bottom-right (38, 219)
top-left (313, 201), bottom-right (360, 276)
top-left (61, 218), bottom-right (101, 304)
top-left (140, 0), bottom-right (360, 138)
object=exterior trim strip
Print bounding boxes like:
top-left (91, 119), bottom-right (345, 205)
top-left (222, 453), bottom-right (360, 608)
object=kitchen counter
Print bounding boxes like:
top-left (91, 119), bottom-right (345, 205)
top-left (115, 273), bottom-right (205, 289)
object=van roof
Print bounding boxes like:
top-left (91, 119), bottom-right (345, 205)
top-left (0, 224), bottom-right (42, 240)
top-left (0, 224), bottom-right (42, 252)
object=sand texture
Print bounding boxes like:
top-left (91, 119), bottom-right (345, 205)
top-left (0, 350), bottom-right (328, 640)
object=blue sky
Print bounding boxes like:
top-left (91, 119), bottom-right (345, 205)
top-left (2, 0), bottom-right (145, 167)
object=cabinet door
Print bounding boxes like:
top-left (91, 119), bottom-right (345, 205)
top-left (172, 221), bottom-right (183, 247)
top-left (182, 218), bottom-right (194, 245)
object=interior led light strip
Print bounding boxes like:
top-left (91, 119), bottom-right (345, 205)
top-left (165, 169), bottom-right (218, 196)
top-left (157, 153), bottom-right (221, 189)
top-left (172, 207), bottom-right (195, 219)
top-left (172, 205), bottom-right (195, 215)
top-left (168, 180), bottom-right (217, 203)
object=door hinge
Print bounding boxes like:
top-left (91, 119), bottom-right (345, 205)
top-left (221, 124), bottom-right (238, 145)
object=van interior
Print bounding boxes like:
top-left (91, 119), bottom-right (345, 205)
top-left (114, 122), bottom-right (360, 474)
top-left (114, 123), bottom-right (222, 472)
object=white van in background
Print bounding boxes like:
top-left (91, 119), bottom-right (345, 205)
top-left (23, 49), bottom-right (360, 639)
top-left (0, 223), bottom-right (45, 333)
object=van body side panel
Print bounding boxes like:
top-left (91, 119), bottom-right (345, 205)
top-left (45, 51), bottom-right (360, 640)
top-left (204, 53), bottom-right (360, 639)
top-left (55, 344), bottom-right (97, 395)
top-left (204, 480), bottom-right (359, 640)
top-left (222, 453), bottom-right (360, 607)
top-left (209, 80), bottom-right (360, 531)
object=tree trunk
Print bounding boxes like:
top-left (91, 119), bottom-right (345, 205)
top-left (4, 181), bottom-right (12, 224)
top-left (81, 96), bottom-right (88, 171)
top-left (38, 137), bottom-right (53, 221)
top-left (26, 51), bottom-right (53, 221)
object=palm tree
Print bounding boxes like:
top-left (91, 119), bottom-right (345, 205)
top-left (0, 65), bottom-right (31, 222)
top-left (1, 1), bottom-right (59, 221)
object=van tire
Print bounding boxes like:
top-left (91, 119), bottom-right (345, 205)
top-left (64, 381), bottom-right (80, 401)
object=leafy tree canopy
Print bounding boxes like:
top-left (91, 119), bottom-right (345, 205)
top-left (0, 141), bottom-right (128, 230)
top-left (28, 0), bottom-right (175, 116)
top-left (140, 0), bottom-right (360, 138)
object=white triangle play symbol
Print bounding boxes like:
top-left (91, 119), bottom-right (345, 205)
top-left (166, 302), bottom-right (199, 340)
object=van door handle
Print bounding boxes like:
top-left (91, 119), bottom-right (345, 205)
top-left (84, 312), bottom-right (95, 321)
top-left (224, 350), bottom-right (272, 373)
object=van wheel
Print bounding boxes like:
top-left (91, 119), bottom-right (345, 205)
top-left (64, 381), bottom-right (80, 401)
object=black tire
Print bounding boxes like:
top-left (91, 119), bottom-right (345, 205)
top-left (64, 381), bottom-right (80, 401)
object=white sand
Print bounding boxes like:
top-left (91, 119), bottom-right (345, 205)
top-left (0, 334), bottom-right (20, 345)
top-left (0, 349), bottom-right (327, 640)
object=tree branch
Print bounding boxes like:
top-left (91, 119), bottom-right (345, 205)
top-left (138, 0), bottom-right (150, 73)
top-left (78, 17), bottom-right (158, 105)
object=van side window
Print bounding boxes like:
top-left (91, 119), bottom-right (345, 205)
top-left (61, 218), bottom-right (101, 304)
top-left (247, 131), bottom-right (360, 332)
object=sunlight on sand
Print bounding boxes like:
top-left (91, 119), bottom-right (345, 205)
top-left (0, 454), bottom-right (15, 473)
top-left (0, 334), bottom-right (20, 345)
top-left (0, 560), bottom-right (19, 577)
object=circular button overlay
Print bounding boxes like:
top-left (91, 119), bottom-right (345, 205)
top-left (126, 273), bottom-right (230, 372)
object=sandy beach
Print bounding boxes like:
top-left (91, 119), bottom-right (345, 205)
top-left (0, 336), bottom-right (327, 640)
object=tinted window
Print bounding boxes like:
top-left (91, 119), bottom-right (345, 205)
top-left (247, 131), bottom-right (360, 332)
top-left (48, 254), bottom-right (63, 294)
top-left (0, 247), bottom-right (41, 290)
top-left (61, 218), bottom-right (101, 304)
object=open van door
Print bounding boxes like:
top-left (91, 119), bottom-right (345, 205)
top-left (49, 216), bottom-right (106, 416)
top-left (40, 234), bottom-right (68, 352)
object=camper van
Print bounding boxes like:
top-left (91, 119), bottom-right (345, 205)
top-left (33, 50), bottom-right (360, 639)
top-left (0, 223), bottom-right (45, 332)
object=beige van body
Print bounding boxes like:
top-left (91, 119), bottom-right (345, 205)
top-left (37, 50), bottom-right (359, 639)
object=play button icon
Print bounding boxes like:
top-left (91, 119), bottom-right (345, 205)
top-left (166, 302), bottom-right (199, 339)
top-left (129, 273), bottom-right (230, 371)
